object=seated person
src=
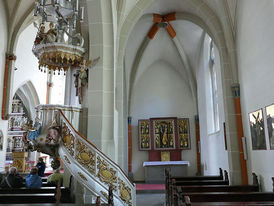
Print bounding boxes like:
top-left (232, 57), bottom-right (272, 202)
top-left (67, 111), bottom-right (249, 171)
top-left (47, 168), bottom-right (63, 186)
top-left (0, 167), bottom-right (23, 188)
top-left (25, 167), bottom-right (42, 188)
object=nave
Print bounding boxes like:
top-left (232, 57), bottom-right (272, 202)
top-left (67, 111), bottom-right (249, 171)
top-left (1, 0), bottom-right (274, 205)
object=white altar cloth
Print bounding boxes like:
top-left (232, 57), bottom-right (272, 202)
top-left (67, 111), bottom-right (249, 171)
top-left (143, 161), bottom-right (190, 167)
top-left (143, 161), bottom-right (190, 183)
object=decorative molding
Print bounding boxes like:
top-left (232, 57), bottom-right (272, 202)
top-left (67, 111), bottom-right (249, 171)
top-left (100, 191), bottom-right (108, 199)
top-left (62, 123), bottom-right (75, 156)
top-left (128, 116), bottom-right (132, 124)
top-left (195, 115), bottom-right (199, 123)
top-left (231, 83), bottom-right (240, 98)
top-left (76, 139), bottom-right (95, 174)
top-left (63, 155), bottom-right (71, 164)
top-left (78, 172), bottom-right (88, 181)
top-left (118, 177), bottom-right (132, 205)
top-left (97, 156), bottom-right (117, 190)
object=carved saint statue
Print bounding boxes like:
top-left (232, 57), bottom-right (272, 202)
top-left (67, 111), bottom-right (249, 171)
top-left (34, 23), bottom-right (46, 45)
top-left (74, 57), bottom-right (100, 104)
top-left (46, 22), bottom-right (57, 43)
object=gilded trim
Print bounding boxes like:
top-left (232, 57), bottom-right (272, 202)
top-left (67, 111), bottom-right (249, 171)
top-left (76, 139), bottom-right (95, 174)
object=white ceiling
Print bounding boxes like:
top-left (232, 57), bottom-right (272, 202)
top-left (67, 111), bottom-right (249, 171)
top-left (125, 0), bottom-right (205, 96)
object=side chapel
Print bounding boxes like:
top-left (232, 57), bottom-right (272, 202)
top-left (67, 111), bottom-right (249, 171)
top-left (0, 0), bottom-right (274, 205)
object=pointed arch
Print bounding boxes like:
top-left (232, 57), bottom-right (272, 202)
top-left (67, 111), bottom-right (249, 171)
top-left (14, 81), bottom-right (40, 120)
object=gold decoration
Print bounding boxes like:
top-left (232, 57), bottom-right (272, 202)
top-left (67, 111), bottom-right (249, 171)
top-left (12, 159), bottom-right (23, 171)
top-left (138, 120), bottom-right (151, 150)
top-left (161, 151), bottom-right (170, 161)
top-left (62, 123), bottom-right (75, 156)
top-left (78, 172), bottom-right (88, 181)
top-left (12, 152), bottom-right (28, 172)
top-left (33, 43), bottom-right (85, 74)
top-left (97, 156), bottom-right (117, 190)
top-left (153, 119), bottom-right (175, 149)
top-left (76, 139), bottom-right (95, 174)
top-left (100, 191), bottom-right (108, 199)
top-left (64, 155), bottom-right (71, 164)
top-left (118, 178), bottom-right (132, 205)
top-left (178, 118), bottom-right (190, 149)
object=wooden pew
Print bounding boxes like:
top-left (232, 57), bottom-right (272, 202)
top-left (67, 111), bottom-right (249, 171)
top-left (0, 186), bottom-right (70, 194)
top-left (22, 181), bottom-right (54, 187)
top-left (178, 173), bottom-right (259, 193)
top-left (182, 192), bottom-right (274, 203)
top-left (0, 187), bottom-right (72, 203)
top-left (165, 168), bottom-right (228, 206)
top-left (173, 168), bottom-right (224, 181)
top-left (172, 170), bottom-right (229, 186)
top-left (0, 193), bottom-right (57, 204)
top-left (179, 174), bottom-right (274, 206)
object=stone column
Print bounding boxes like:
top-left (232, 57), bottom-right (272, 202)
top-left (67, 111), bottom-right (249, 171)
top-left (86, 0), bottom-right (115, 157)
top-left (231, 83), bottom-right (248, 185)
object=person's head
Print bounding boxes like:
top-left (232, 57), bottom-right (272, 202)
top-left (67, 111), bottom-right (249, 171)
top-left (38, 157), bottom-right (44, 163)
top-left (9, 167), bottom-right (17, 175)
top-left (30, 167), bottom-right (38, 175)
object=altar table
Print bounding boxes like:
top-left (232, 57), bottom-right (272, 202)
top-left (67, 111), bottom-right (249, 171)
top-left (143, 161), bottom-right (190, 183)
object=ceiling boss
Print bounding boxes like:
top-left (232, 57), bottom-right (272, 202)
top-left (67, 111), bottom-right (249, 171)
top-left (32, 0), bottom-right (85, 75)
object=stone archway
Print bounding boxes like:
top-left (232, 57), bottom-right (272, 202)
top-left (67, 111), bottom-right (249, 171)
top-left (14, 81), bottom-right (40, 120)
top-left (116, 0), bottom-right (242, 184)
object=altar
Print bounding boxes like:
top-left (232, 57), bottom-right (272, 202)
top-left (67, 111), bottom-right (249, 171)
top-left (143, 161), bottom-right (190, 183)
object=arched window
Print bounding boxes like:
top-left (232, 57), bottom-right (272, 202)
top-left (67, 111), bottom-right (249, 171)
top-left (208, 40), bottom-right (220, 133)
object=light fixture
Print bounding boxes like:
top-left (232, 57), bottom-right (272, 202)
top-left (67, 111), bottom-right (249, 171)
top-left (32, 0), bottom-right (85, 75)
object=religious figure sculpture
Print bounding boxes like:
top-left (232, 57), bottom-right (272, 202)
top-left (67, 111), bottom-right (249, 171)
top-left (34, 23), bottom-right (46, 45)
top-left (24, 117), bottom-right (60, 158)
top-left (46, 22), bottom-right (57, 43)
top-left (74, 57), bottom-right (100, 104)
top-left (26, 118), bottom-right (42, 141)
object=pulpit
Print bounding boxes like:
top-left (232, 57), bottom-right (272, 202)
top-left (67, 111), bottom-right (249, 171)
top-left (143, 161), bottom-right (190, 183)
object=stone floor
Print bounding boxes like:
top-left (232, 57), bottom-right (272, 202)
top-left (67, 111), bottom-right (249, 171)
top-left (136, 193), bottom-right (165, 206)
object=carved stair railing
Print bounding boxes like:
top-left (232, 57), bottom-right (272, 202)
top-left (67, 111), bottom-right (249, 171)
top-left (35, 105), bottom-right (136, 205)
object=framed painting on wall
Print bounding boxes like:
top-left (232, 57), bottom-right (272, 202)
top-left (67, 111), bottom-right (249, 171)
top-left (152, 118), bottom-right (176, 150)
top-left (177, 118), bottom-right (191, 149)
top-left (249, 109), bottom-right (266, 150)
top-left (138, 119), bottom-right (151, 150)
top-left (266, 104), bottom-right (274, 150)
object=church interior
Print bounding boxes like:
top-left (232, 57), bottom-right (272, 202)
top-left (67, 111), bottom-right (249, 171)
top-left (0, 0), bottom-right (274, 205)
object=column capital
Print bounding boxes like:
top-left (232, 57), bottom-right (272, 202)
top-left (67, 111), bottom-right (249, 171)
top-left (231, 83), bottom-right (240, 98)
top-left (195, 115), bottom-right (199, 123)
top-left (6, 53), bottom-right (16, 61)
top-left (128, 116), bottom-right (132, 124)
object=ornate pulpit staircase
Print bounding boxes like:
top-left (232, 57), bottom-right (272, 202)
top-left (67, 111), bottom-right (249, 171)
top-left (34, 105), bottom-right (136, 205)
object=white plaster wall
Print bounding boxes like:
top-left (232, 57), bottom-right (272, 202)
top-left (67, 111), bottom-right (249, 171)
top-left (197, 34), bottom-right (229, 176)
top-left (236, 0), bottom-right (274, 191)
top-left (0, 1), bottom-right (8, 172)
top-left (131, 61), bottom-right (197, 181)
top-left (51, 73), bottom-right (66, 105)
top-left (13, 24), bottom-right (47, 104)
